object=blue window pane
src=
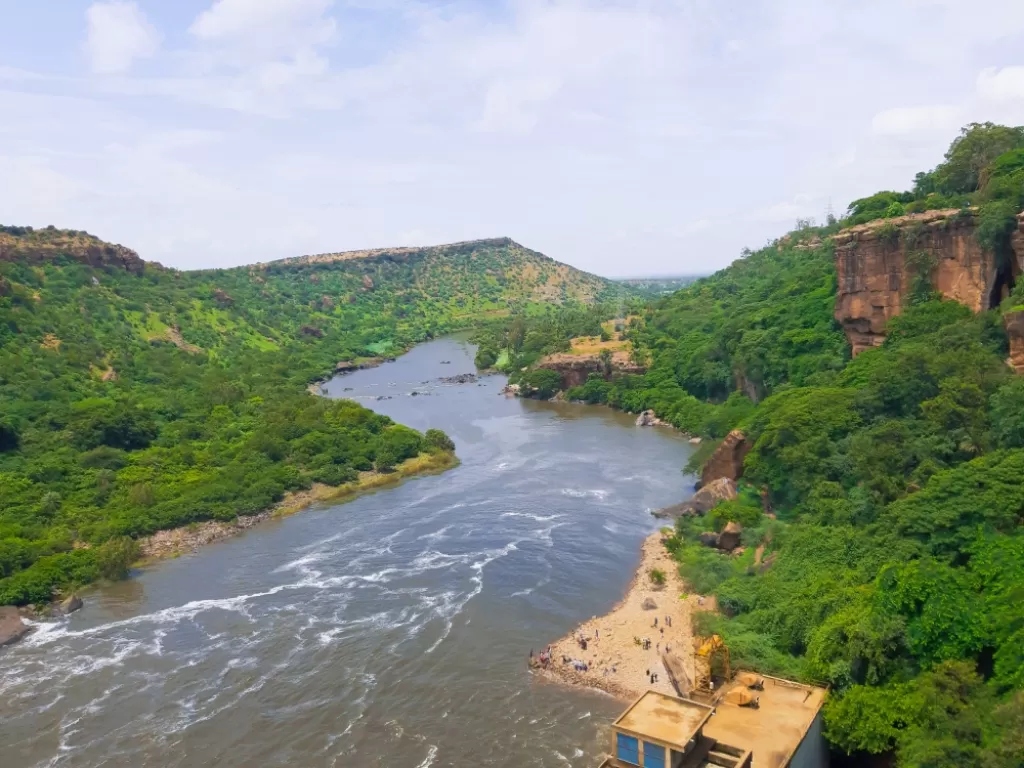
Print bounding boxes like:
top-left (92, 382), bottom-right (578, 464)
top-left (616, 733), bottom-right (640, 765)
top-left (644, 741), bottom-right (666, 768)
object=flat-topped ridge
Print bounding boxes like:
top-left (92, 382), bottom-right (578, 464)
top-left (0, 226), bottom-right (149, 274)
top-left (263, 237), bottom-right (525, 268)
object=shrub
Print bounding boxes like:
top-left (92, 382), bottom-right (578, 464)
top-left (424, 428), bottom-right (455, 453)
top-left (649, 567), bottom-right (666, 586)
top-left (96, 536), bottom-right (140, 579)
top-left (474, 347), bottom-right (497, 369)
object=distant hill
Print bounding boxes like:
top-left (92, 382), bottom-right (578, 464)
top-left (615, 275), bottom-right (704, 296)
top-left (1, 228), bottom-right (634, 360)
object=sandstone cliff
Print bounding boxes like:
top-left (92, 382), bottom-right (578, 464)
top-left (536, 351), bottom-right (645, 389)
top-left (833, 209), bottom-right (1024, 355)
top-left (0, 227), bottom-right (148, 273)
top-left (1004, 310), bottom-right (1024, 374)
top-left (701, 430), bottom-right (750, 486)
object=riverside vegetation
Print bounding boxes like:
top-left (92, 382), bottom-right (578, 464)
top-left (487, 124), bottom-right (1024, 767)
top-left (0, 232), bottom-right (630, 607)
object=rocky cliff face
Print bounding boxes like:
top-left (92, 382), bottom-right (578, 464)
top-left (701, 430), bottom-right (750, 486)
top-left (536, 351), bottom-right (645, 389)
top-left (1004, 310), bottom-right (1024, 374)
top-left (833, 210), bottom-right (1023, 355)
top-left (0, 229), bottom-right (147, 274)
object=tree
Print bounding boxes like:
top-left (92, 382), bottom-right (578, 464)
top-left (599, 348), bottom-right (613, 376)
top-left (932, 122), bottom-right (1024, 194)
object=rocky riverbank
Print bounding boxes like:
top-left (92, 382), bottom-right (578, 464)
top-left (534, 532), bottom-right (706, 701)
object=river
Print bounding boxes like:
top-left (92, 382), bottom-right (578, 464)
top-left (1, 336), bottom-right (695, 768)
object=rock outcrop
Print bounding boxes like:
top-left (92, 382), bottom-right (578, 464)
top-left (0, 228), bottom-right (148, 274)
top-left (700, 430), bottom-right (750, 486)
top-left (653, 478), bottom-right (738, 519)
top-left (0, 606), bottom-right (31, 646)
top-left (535, 352), bottom-right (645, 389)
top-left (59, 594), bottom-right (83, 615)
top-left (833, 210), bottom-right (1024, 355)
top-left (1004, 310), bottom-right (1024, 374)
top-left (697, 521), bottom-right (744, 552)
top-left (636, 410), bottom-right (669, 427)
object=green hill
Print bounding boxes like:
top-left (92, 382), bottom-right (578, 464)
top-left (0, 227), bottom-right (628, 605)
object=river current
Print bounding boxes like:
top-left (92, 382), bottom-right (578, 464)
top-left (1, 336), bottom-right (695, 768)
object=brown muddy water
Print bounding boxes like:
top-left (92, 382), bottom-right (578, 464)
top-left (1, 336), bottom-right (695, 767)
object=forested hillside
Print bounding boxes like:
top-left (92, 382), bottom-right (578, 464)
top-left (0, 228), bottom-right (625, 606)
top-left (495, 124), bottom-right (1024, 766)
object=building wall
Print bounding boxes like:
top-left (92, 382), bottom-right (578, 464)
top-left (786, 711), bottom-right (828, 768)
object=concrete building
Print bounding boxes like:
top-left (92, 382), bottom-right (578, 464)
top-left (599, 675), bottom-right (827, 768)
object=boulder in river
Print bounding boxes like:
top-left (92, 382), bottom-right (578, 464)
top-left (635, 410), bottom-right (668, 427)
top-left (59, 594), bottom-right (83, 615)
top-left (0, 606), bottom-right (31, 646)
top-left (651, 478), bottom-right (738, 519)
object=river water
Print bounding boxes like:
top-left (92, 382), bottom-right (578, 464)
top-left (1, 337), bottom-right (695, 768)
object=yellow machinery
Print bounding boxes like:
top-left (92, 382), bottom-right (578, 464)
top-left (694, 634), bottom-right (731, 693)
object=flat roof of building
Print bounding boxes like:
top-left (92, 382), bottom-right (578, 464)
top-left (614, 691), bottom-right (715, 747)
top-left (703, 675), bottom-right (826, 768)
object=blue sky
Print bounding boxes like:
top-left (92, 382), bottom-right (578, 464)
top-left (3, 1), bottom-right (1024, 275)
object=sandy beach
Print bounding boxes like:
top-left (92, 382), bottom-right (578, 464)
top-left (536, 531), bottom-right (702, 700)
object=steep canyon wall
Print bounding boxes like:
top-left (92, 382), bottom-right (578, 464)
top-left (833, 210), bottom-right (1024, 361)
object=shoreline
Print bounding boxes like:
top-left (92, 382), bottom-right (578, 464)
top-left (535, 531), bottom-right (703, 701)
top-left (136, 451), bottom-right (458, 563)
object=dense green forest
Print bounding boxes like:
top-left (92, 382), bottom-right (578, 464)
top-left (0, 232), bottom-right (627, 606)
top-left (491, 124), bottom-right (1024, 766)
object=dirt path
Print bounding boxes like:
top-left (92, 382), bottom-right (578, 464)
top-left (537, 532), bottom-right (701, 700)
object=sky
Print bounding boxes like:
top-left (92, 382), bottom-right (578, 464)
top-left (3, 1), bottom-right (1024, 276)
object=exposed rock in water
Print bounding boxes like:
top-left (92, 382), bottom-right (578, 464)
top-left (701, 430), bottom-right (750, 485)
top-left (833, 209), bottom-right (1024, 355)
top-left (635, 410), bottom-right (669, 427)
top-left (502, 383), bottom-right (521, 397)
top-left (689, 437), bottom-right (702, 445)
top-left (439, 373), bottom-right (477, 384)
top-left (1004, 309), bottom-right (1024, 374)
top-left (652, 478), bottom-right (738, 519)
top-left (0, 606), bottom-right (31, 647)
top-left (59, 594), bottom-right (83, 615)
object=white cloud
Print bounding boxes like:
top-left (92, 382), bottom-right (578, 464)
top-left (870, 105), bottom-right (960, 137)
top-left (190, 0), bottom-right (336, 62)
top-left (83, 1), bottom-right (159, 74)
top-left (8, 1), bottom-right (1024, 276)
top-left (753, 194), bottom-right (815, 223)
top-left (977, 66), bottom-right (1024, 102)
